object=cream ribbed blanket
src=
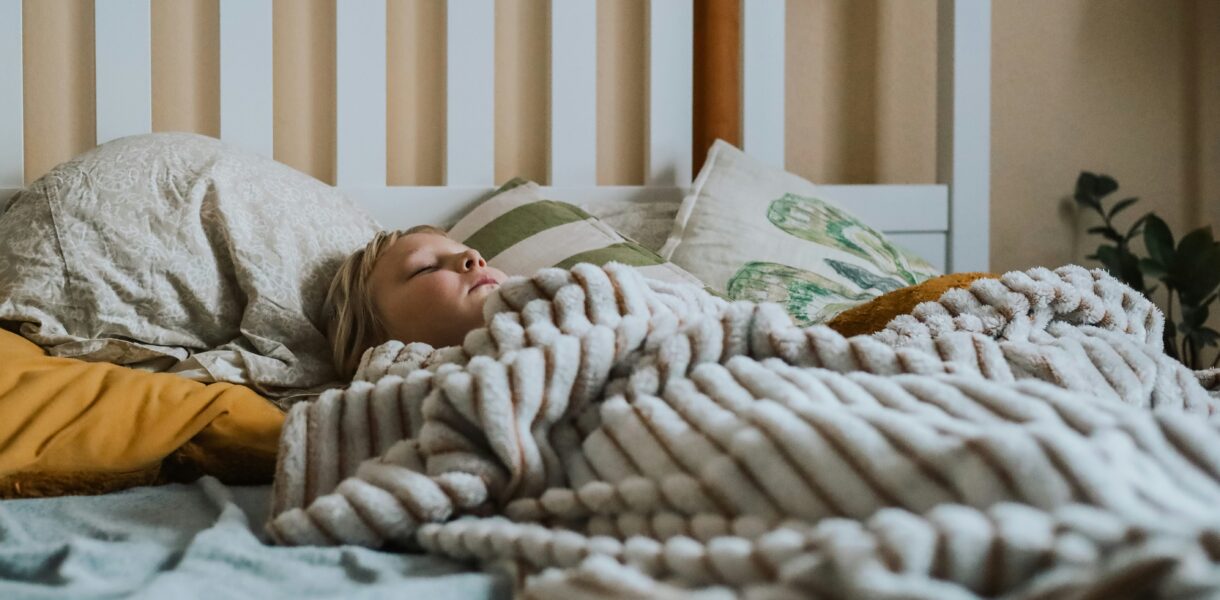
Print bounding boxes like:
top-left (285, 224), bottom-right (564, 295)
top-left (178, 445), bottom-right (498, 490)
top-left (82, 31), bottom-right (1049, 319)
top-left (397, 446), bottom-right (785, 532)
top-left (268, 264), bottom-right (1220, 598)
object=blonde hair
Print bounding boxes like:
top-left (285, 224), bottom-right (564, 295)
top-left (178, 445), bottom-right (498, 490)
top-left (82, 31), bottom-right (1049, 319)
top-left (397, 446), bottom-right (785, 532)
top-left (324, 224), bottom-right (447, 379)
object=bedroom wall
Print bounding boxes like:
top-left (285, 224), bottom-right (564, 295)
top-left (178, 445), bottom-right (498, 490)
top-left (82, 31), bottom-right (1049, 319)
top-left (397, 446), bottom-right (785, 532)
top-left (991, 0), bottom-right (1216, 274)
top-left (18, 0), bottom-right (1219, 277)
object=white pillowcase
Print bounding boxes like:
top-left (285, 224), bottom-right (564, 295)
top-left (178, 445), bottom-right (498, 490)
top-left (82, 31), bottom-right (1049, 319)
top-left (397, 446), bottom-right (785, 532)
top-left (661, 140), bottom-right (939, 325)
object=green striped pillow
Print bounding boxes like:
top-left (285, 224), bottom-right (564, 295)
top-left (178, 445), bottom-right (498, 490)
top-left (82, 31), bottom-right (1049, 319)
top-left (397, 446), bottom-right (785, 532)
top-left (447, 179), bottom-right (704, 286)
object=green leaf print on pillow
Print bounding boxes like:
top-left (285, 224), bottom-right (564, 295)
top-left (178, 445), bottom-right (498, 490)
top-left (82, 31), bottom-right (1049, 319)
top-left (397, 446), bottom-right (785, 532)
top-left (727, 261), bottom-right (873, 326)
top-left (825, 259), bottom-right (904, 293)
top-left (767, 193), bottom-right (937, 285)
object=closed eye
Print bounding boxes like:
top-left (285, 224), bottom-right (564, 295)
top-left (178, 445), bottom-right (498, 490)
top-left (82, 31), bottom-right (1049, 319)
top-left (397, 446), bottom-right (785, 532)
top-left (410, 264), bottom-right (438, 278)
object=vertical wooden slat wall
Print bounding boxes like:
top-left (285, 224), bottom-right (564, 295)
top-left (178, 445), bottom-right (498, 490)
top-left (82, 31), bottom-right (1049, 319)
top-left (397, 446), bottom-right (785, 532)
top-left (387, 0), bottom-right (444, 186)
top-left (692, 0), bottom-right (740, 174)
top-left (153, 0), bottom-right (219, 139)
top-left (273, 0), bottom-right (335, 185)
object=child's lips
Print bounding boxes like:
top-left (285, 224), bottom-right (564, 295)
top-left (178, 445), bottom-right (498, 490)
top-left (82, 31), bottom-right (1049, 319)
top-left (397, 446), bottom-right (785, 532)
top-left (469, 276), bottom-right (500, 293)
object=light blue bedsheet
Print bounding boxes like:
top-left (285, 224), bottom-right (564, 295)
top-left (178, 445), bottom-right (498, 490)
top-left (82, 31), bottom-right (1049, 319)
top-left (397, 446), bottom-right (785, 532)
top-left (0, 477), bottom-right (509, 600)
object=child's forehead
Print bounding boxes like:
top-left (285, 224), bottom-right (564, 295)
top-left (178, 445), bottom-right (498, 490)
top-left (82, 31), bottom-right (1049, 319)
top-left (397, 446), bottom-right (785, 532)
top-left (388, 233), bottom-right (465, 262)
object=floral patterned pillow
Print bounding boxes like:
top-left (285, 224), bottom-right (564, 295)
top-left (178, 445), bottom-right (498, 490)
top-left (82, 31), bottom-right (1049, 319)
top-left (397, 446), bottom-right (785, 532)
top-left (660, 140), bottom-right (939, 325)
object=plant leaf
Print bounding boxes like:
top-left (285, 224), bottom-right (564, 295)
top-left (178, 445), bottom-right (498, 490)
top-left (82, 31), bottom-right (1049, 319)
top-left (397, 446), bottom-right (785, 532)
top-left (1176, 227), bottom-right (1214, 262)
top-left (1075, 171), bottom-right (1096, 197)
top-left (1184, 326), bottom-right (1219, 350)
top-left (1139, 257), bottom-right (1167, 280)
top-left (1073, 172), bottom-right (1102, 211)
top-left (1182, 302), bottom-right (1209, 328)
top-left (1096, 246), bottom-right (1145, 291)
top-left (1172, 227), bottom-right (1220, 304)
top-left (1143, 215), bottom-right (1175, 268)
top-left (1094, 174), bottom-right (1118, 198)
top-left (1181, 245), bottom-right (1220, 305)
top-left (1163, 323), bottom-right (1179, 359)
top-left (1096, 245), bottom-right (1123, 276)
top-left (1125, 213), bottom-right (1150, 241)
top-left (1114, 251), bottom-right (1143, 292)
top-left (1086, 226), bottom-right (1122, 243)
top-left (1107, 197), bottom-right (1139, 220)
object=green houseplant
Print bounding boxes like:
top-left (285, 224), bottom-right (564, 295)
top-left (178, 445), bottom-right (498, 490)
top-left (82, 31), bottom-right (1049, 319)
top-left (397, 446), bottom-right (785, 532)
top-left (1074, 171), bottom-right (1220, 369)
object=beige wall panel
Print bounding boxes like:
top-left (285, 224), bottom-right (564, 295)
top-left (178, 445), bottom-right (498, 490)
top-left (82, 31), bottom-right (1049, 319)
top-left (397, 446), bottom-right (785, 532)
top-left (495, 0), bottom-right (548, 185)
top-left (785, 0), bottom-right (936, 185)
top-left (597, 0), bottom-right (645, 185)
top-left (873, 0), bottom-right (935, 183)
top-left (151, 0), bottom-right (219, 138)
top-left (23, 0), bottom-right (95, 183)
top-left (830, 0), bottom-right (878, 183)
top-left (1195, 0), bottom-right (1219, 231)
top-left (1195, 0), bottom-right (1220, 361)
top-left (991, 0), bottom-right (1193, 274)
top-left (786, 0), bottom-right (852, 182)
top-left (784, 0), bottom-right (818, 181)
top-left (274, 0), bottom-right (335, 184)
top-left (387, 0), bottom-right (444, 186)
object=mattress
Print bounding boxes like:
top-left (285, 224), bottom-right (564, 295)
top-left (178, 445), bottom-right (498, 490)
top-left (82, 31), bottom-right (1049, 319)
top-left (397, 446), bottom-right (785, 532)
top-left (0, 477), bottom-right (508, 599)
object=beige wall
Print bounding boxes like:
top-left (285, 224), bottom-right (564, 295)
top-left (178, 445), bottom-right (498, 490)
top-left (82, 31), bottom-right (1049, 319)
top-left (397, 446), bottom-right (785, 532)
top-left (992, 0), bottom-right (1214, 273)
top-left (785, 0), bottom-right (937, 185)
top-left (22, 0), bottom-right (95, 181)
top-left (19, 0), bottom-right (1220, 275)
top-left (1196, 0), bottom-right (1220, 237)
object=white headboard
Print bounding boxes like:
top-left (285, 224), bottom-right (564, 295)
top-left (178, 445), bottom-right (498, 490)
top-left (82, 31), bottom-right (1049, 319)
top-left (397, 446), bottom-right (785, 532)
top-left (0, 0), bottom-right (990, 273)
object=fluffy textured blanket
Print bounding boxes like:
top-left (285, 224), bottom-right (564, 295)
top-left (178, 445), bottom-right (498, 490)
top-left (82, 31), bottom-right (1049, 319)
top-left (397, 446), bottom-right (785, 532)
top-left (268, 263), bottom-right (1220, 598)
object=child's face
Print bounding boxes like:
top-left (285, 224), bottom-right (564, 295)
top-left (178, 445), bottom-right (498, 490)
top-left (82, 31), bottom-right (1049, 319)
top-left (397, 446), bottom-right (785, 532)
top-left (368, 233), bottom-right (506, 348)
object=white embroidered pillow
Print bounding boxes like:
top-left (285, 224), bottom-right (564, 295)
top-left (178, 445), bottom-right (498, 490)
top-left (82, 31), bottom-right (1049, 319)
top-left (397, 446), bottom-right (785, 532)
top-left (661, 140), bottom-right (939, 325)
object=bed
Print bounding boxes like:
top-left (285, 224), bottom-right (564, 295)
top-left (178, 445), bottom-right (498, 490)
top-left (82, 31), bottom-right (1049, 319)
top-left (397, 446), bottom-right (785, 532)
top-left (0, 0), bottom-right (990, 273)
top-left (0, 477), bottom-right (508, 599)
top-left (17, 2), bottom-right (1179, 599)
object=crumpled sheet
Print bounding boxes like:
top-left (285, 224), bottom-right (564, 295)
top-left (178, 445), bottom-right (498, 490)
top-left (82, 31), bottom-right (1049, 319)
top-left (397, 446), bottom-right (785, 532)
top-left (0, 477), bottom-right (507, 599)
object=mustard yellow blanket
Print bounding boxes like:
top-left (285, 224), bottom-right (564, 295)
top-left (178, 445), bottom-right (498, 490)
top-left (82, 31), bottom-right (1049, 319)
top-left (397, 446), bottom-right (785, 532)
top-left (0, 327), bottom-right (284, 498)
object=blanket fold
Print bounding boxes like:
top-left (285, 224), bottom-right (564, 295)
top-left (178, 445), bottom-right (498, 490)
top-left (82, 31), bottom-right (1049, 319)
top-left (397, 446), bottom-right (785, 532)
top-left (268, 263), bottom-right (1220, 598)
top-left (0, 327), bottom-right (283, 498)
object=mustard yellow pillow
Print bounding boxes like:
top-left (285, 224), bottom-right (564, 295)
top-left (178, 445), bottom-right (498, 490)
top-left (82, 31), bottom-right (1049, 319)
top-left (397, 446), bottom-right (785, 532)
top-left (0, 328), bottom-right (284, 498)
top-left (827, 273), bottom-right (998, 338)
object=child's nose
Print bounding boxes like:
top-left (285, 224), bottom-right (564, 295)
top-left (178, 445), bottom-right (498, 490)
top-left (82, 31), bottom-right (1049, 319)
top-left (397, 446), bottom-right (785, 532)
top-left (461, 251), bottom-right (486, 271)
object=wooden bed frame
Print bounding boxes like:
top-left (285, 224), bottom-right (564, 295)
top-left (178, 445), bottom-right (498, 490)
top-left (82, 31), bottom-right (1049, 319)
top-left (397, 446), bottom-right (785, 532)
top-left (0, 0), bottom-right (990, 273)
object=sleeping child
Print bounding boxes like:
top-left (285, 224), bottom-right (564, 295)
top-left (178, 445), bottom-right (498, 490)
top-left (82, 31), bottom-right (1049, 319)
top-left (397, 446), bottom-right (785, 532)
top-left (323, 225), bottom-right (506, 380)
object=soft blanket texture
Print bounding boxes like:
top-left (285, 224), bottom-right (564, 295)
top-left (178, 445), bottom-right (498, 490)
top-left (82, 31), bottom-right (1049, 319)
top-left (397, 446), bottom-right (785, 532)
top-left (0, 477), bottom-right (507, 599)
top-left (0, 327), bottom-right (283, 498)
top-left (268, 263), bottom-right (1220, 598)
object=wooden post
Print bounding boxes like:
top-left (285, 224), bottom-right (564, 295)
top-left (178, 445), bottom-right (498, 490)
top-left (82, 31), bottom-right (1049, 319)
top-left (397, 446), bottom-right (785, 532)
top-left (692, 0), bottom-right (741, 173)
